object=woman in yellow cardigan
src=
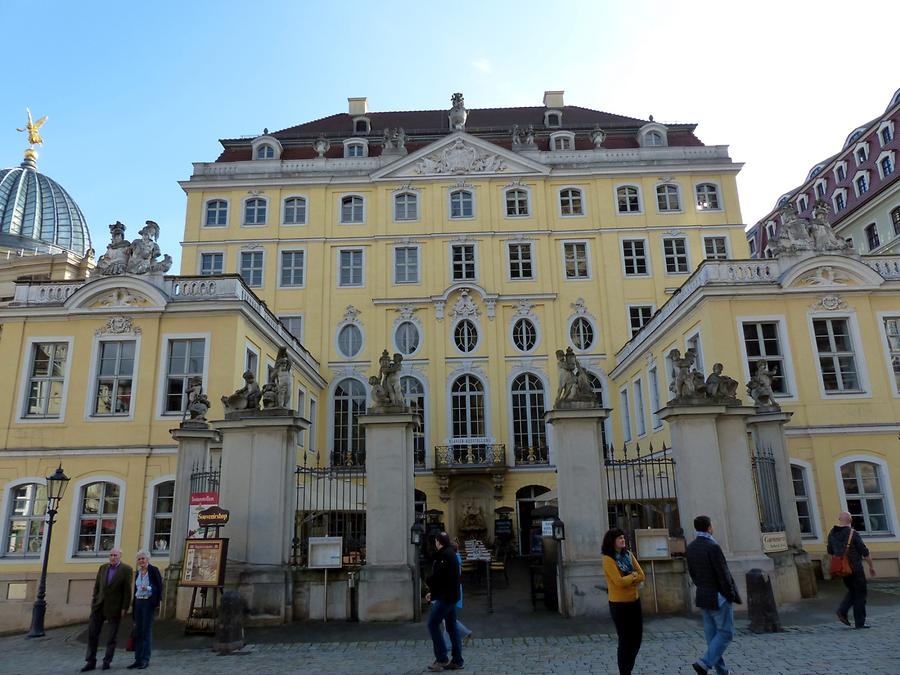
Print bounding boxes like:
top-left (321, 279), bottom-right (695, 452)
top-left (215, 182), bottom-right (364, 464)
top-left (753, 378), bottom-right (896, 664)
top-left (602, 528), bottom-right (646, 675)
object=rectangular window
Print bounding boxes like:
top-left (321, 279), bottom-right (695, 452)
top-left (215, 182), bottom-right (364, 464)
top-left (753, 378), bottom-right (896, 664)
top-left (76, 481), bottom-right (119, 556)
top-left (239, 251), bottom-right (264, 288)
top-left (280, 315), bottom-right (303, 341)
top-left (296, 389), bottom-right (306, 447)
top-left (199, 253), bottom-right (223, 276)
top-left (629, 306), bottom-right (653, 337)
top-left (164, 338), bottom-right (205, 414)
top-left (451, 243), bottom-right (476, 281)
top-left (93, 340), bottom-right (135, 415)
top-left (245, 347), bottom-right (258, 379)
top-left (791, 465), bottom-right (816, 538)
top-left (815, 183), bottom-right (826, 199)
top-left (620, 389), bottom-right (632, 442)
top-left (663, 238), bottom-right (689, 273)
top-left (834, 192), bottom-right (845, 211)
top-left (339, 249), bottom-right (364, 287)
top-left (742, 321), bottom-right (788, 395)
top-left (622, 240), bottom-right (648, 275)
top-left (508, 243), bottom-right (534, 280)
top-left (634, 379), bottom-right (646, 436)
top-left (882, 318), bottom-right (900, 394)
top-left (686, 333), bottom-right (704, 373)
top-left (394, 246), bottom-right (419, 284)
top-left (563, 242), bottom-right (589, 279)
top-left (150, 481), bottom-right (174, 555)
top-left (648, 367), bottom-right (662, 429)
top-left (882, 126), bottom-right (893, 145)
top-left (450, 191), bottom-right (473, 218)
top-left (24, 342), bottom-right (68, 418)
top-left (280, 250), bottom-right (305, 287)
top-left (836, 165), bottom-right (846, 182)
top-left (865, 224), bottom-right (880, 251)
top-left (308, 399), bottom-right (317, 452)
top-left (704, 237), bottom-right (728, 260)
top-left (813, 318), bottom-right (860, 392)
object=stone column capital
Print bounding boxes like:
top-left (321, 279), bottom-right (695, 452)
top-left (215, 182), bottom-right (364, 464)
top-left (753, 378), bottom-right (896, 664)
top-left (170, 424), bottom-right (221, 442)
top-left (213, 412), bottom-right (308, 432)
top-left (357, 412), bottom-right (421, 428)
top-left (658, 404), bottom-right (757, 421)
top-left (544, 407), bottom-right (609, 424)
top-left (745, 410), bottom-right (794, 426)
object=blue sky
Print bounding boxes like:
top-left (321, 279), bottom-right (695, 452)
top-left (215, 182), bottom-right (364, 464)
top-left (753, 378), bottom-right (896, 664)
top-left (1, 0), bottom-right (896, 269)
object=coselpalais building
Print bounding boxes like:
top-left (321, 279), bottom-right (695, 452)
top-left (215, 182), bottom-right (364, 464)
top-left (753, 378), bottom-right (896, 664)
top-left (0, 89), bottom-right (898, 630)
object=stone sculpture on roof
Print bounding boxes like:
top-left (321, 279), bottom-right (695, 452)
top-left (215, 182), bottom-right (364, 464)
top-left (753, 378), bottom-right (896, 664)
top-left (772, 199), bottom-right (852, 256)
top-left (221, 370), bottom-right (262, 414)
top-left (449, 92), bottom-right (468, 131)
top-left (95, 220), bottom-right (173, 276)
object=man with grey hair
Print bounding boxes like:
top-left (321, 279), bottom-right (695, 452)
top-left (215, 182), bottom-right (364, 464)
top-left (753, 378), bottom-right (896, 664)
top-left (82, 547), bottom-right (133, 671)
top-left (827, 511), bottom-right (876, 629)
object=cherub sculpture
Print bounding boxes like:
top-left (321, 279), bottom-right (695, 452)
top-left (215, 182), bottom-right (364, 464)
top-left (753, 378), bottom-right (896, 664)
top-left (221, 370), bottom-right (261, 413)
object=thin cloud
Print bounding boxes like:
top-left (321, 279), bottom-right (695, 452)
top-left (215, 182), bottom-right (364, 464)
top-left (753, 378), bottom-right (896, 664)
top-left (471, 58), bottom-right (491, 74)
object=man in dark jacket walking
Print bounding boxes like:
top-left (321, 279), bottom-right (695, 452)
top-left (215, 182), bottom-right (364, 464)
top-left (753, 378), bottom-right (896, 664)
top-left (424, 532), bottom-right (463, 671)
top-left (82, 548), bottom-right (133, 671)
top-left (685, 515), bottom-right (742, 675)
top-left (827, 511), bottom-right (876, 628)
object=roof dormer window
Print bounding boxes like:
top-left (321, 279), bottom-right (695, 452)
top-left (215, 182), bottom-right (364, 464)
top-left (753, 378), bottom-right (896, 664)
top-left (855, 142), bottom-right (869, 166)
top-left (343, 138), bottom-right (369, 158)
top-left (879, 121), bottom-right (894, 146)
top-left (544, 110), bottom-right (562, 128)
top-left (638, 122), bottom-right (668, 148)
top-left (353, 116), bottom-right (371, 134)
top-left (256, 144), bottom-right (275, 159)
top-left (250, 134), bottom-right (283, 161)
top-left (549, 131), bottom-right (575, 151)
top-left (834, 161), bottom-right (847, 183)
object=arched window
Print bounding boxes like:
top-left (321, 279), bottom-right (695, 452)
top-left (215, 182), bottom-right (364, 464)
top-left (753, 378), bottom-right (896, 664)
top-left (560, 188), bottom-right (584, 216)
top-left (75, 481), bottom-right (121, 556)
top-left (346, 142), bottom-right (366, 158)
top-left (892, 206), bottom-right (900, 236)
top-left (585, 372), bottom-right (609, 449)
top-left (511, 373), bottom-right (547, 461)
top-left (570, 317), bottom-right (594, 350)
top-left (150, 480), bottom-right (174, 555)
top-left (337, 324), bottom-right (363, 358)
top-left (205, 200), bottom-right (228, 227)
top-left (839, 460), bottom-right (891, 534)
top-left (696, 183), bottom-right (720, 210)
top-left (451, 375), bottom-right (485, 439)
top-left (255, 144), bottom-right (275, 160)
top-left (395, 321), bottom-right (420, 355)
top-left (454, 320), bottom-right (478, 353)
top-left (394, 192), bottom-right (418, 221)
top-left (341, 195), bottom-right (364, 223)
top-left (401, 377), bottom-right (426, 466)
top-left (333, 379), bottom-right (366, 466)
top-left (656, 184), bottom-right (681, 212)
top-left (645, 131), bottom-right (664, 146)
top-left (450, 189), bottom-right (474, 219)
top-left (283, 197), bottom-right (307, 225)
top-left (512, 318), bottom-right (537, 352)
top-left (505, 188), bottom-right (529, 217)
top-left (617, 186), bottom-right (640, 213)
top-left (244, 198), bottom-right (267, 225)
top-left (4, 482), bottom-right (47, 557)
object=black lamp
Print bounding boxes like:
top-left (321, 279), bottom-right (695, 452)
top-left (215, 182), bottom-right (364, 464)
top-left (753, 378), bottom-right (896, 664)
top-left (552, 518), bottom-right (566, 542)
top-left (410, 521), bottom-right (425, 546)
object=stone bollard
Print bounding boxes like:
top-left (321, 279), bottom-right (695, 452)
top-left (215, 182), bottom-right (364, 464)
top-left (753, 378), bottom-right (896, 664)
top-left (215, 591), bottom-right (246, 654)
top-left (746, 568), bottom-right (782, 633)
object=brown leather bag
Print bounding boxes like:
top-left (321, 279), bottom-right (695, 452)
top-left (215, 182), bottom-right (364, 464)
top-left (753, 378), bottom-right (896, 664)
top-left (829, 528), bottom-right (854, 578)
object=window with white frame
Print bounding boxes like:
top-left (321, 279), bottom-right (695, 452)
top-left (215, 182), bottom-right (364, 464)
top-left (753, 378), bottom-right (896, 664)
top-left (199, 252), bottom-right (223, 276)
top-left (648, 366), bottom-right (662, 429)
top-left (451, 375), bottom-right (485, 439)
top-left (340, 195), bottom-right (364, 223)
top-left (696, 183), bottom-right (720, 210)
top-left (512, 318), bottom-right (537, 352)
top-left (893, 207), bottom-right (900, 236)
top-left (283, 197), bottom-right (307, 225)
top-left (449, 189), bottom-right (474, 218)
top-left (563, 242), bottom-right (589, 279)
top-left (394, 246), bottom-right (419, 284)
top-left (150, 481), bottom-right (174, 555)
top-left (617, 186), bottom-right (640, 213)
top-left (686, 333), bottom-right (704, 373)
top-left (551, 134), bottom-right (574, 151)
top-left (92, 340), bottom-right (135, 415)
top-left (511, 373), bottom-right (547, 457)
top-left (451, 243), bottom-right (476, 281)
top-left (337, 324), bottom-right (363, 358)
top-left (354, 118), bottom-right (370, 134)
top-left (656, 184), bottom-right (681, 211)
top-left (797, 194), bottom-right (809, 212)
top-left (75, 481), bottom-right (120, 555)
top-left (454, 320), bottom-right (478, 353)
top-left (840, 461), bottom-right (891, 534)
top-left (5, 482), bottom-right (46, 557)
top-left (345, 142), bottom-right (366, 158)
top-left (833, 190), bottom-right (846, 212)
top-left (742, 321), bottom-right (788, 394)
top-left (881, 124), bottom-right (894, 145)
top-left (855, 143), bottom-right (869, 165)
top-left (855, 172), bottom-right (869, 196)
top-left (645, 131), bottom-right (664, 146)
top-left (570, 317), bottom-right (594, 350)
top-left (704, 236), bottom-right (728, 260)
top-left (255, 144), bottom-right (275, 160)
top-left (813, 318), bottom-right (861, 392)
top-left (629, 306), bottom-right (653, 337)
top-left (545, 112), bottom-right (561, 127)
top-left (308, 398), bottom-right (317, 452)
top-left (280, 250), bottom-right (305, 287)
top-left (815, 181), bottom-right (826, 199)
top-left (245, 347), bottom-right (258, 378)
top-left (560, 188), bottom-right (584, 215)
top-left (296, 389), bottom-right (306, 447)
top-left (620, 389), bottom-right (632, 442)
top-left (882, 317), bottom-right (900, 393)
top-left (400, 377), bottom-right (425, 463)
top-left (879, 152), bottom-right (894, 179)
top-left (332, 378), bottom-right (366, 466)
top-left (508, 243), bottom-right (533, 280)
top-left (585, 372), bottom-right (609, 448)
top-left (244, 198), bottom-right (267, 225)
top-left (622, 240), bottom-right (648, 275)
top-left (239, 251), bottom-right (264, 287)
top-left (338, 249), bottom-right (364, 287)
top-left (865, 223), bottom-right (880, 251)
top-left (280, 315), bottom-right (303, 341)
top-left (164, 338), bottom-right (205, 414)
top-left (663, 238), bottom-right (689, 273)
top-left (835, 163), bottom-right (847, 182)
top-left (790, 465), bottom-right (816, 538)
top-left (24, 342), bottom-right (69, 418)
top-left (633, 379), bottom-right (646, 435)
top-left (395, 321), bottom-right (420, 355)
top-left (748, 238), bottom-right (757, 256)
top-left (394, 192), bottom-right (418, 221)
top-left (505, 188), bottom-right (529, 216)
top-left (205, 200), bottom-right (228, 227)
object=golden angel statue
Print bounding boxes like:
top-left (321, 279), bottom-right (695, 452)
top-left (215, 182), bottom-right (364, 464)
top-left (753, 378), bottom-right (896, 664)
top-left (17, 109), bottom-right (49, 146)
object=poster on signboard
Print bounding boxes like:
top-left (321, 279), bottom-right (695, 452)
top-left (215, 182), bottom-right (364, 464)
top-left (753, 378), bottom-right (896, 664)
top-left (181, 538), bottom-right (228, 587)
top-left (187, 491), bottom-right (218, 538)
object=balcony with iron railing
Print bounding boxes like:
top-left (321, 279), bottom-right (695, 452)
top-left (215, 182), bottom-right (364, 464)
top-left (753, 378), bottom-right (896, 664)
top-left (513, 444), bottom-right (550, 466)
top-left (434, 442), bottom-right (506, 471)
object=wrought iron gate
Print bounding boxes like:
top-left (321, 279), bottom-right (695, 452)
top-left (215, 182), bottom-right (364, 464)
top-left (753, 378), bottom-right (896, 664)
top-left (605, 443), bottom-right (680, 540)
top-left (750, 443), bottom-right (784, 532)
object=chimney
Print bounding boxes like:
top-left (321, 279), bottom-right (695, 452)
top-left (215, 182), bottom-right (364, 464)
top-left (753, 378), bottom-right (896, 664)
top-left (543, 90), bottom-right (565, 108)
top-left (348, 97), bottom-right (368, 116)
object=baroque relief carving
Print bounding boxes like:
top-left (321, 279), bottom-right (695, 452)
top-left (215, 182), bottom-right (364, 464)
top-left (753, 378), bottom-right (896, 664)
top-left (343, 305), bottom-right (362, 323)
top-left (414, 139), bottom-right (507, 175)
top-left (796, 266), bottom-right (851, 287)
top-left (88, 288), bottom-right (153, 308)
top-left (810, 294), bottom-right (848, 311)
top-left (449, 289), bottom-right (479, 320)
top-left (95, 316), bottom-right (141, 336)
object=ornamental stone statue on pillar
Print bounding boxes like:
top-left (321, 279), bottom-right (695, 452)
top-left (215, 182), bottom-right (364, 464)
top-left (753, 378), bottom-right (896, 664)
top-left (747, 360), bottom-right (781, 411)
top-left (667, 349), bottom-right (741, 406)
top-left (554, 347), bottom-right (597, 409)
top-left (368, 350), bottom-right (409, 413)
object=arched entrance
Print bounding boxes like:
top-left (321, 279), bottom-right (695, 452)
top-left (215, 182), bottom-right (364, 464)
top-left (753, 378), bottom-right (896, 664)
top-left (516, 485), bottom-right (551, 555)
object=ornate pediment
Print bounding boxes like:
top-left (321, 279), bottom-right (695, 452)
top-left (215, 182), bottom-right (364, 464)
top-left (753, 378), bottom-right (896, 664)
top-left (86, 288), bottom-right (155, 309)
top-left (95, 316), bottom-right (142, 336)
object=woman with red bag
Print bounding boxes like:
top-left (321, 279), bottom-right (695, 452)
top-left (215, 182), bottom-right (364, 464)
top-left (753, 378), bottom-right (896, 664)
top-left (127, 550), bottom-right (163, 669)
top-left (827, 512), bottom-right (876, 629)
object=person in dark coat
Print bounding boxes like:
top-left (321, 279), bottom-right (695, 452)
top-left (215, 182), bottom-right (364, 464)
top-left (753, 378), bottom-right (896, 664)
top-left (685, 515), bottom-right (742, 675)
top-left (82, 548), bottom-right (133, 672)
top-left (127, 549), bottom-right (164, 669)
top-left (827, 511), bottom-right (876, 628)
top-left (424, 532), bottom-right (463, 671)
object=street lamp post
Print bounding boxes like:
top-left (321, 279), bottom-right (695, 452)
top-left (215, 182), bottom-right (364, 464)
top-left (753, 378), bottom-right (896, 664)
top-left (551, 518), bottom-right (567, 617)
top-left (410, 521), bottom-right (425, 621)
top-left (27, 464), bottom-right (70, 638)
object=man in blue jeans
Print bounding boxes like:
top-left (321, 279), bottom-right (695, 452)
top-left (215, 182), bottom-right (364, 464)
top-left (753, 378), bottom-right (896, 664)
top-left (686, 515), bottom-right (742, 675)
top-left (424, 532), bottom-right (463, 671)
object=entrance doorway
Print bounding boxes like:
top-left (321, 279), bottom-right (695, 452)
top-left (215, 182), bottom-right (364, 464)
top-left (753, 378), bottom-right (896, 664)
top-left (515, 485), bottom-right (550, 555)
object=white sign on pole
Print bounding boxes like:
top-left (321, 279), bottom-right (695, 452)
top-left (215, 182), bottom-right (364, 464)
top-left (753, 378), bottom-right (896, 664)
top-left (308, 536), bottom-right (343, 569)
top-left (541, 520), bottom-right (554, 537)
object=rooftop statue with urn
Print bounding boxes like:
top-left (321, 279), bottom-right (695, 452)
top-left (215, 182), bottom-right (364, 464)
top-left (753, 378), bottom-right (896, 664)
top-left (448, 92), bottom-right (468, 131)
